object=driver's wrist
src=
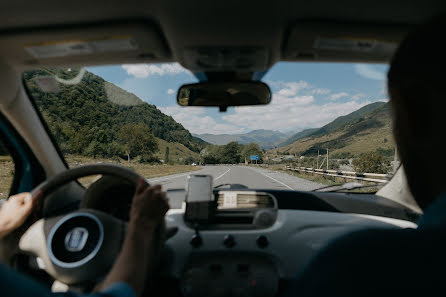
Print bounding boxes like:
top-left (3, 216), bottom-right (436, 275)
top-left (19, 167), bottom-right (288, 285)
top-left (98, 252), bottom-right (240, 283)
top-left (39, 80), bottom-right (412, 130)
top-left (0, 223), bottom-right (13, 239)
top-left (129, 217), bottom-right (158, 232)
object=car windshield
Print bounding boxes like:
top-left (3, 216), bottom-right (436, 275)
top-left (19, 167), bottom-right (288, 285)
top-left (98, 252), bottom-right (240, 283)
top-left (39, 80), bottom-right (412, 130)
top-left (23, 62), bottom-right (396, 202)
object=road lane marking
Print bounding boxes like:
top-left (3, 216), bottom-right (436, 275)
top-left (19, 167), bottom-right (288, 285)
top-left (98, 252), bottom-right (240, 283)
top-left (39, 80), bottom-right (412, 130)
top-left (255, 170), bottom-right (294, 190)
top-left (215, 168), bottom-right (231, 181)
top-left (148, 166), bottom-right (229, 183)
top-left (147, 172), bottom-right (191, 183)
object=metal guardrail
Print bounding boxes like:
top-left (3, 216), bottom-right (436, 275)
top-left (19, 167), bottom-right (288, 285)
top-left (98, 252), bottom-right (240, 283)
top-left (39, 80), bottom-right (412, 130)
top-left (285, 166), bottom-right (392, 183)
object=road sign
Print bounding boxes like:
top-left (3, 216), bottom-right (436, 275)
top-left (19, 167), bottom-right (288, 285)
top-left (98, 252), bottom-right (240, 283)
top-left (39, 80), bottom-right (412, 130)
top-left (250, 155), bottom-right (259, 161)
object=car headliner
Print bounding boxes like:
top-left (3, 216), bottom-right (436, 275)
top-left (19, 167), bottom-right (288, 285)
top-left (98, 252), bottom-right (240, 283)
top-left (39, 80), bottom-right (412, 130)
top-left (0, 0), bottom-right (444, 72)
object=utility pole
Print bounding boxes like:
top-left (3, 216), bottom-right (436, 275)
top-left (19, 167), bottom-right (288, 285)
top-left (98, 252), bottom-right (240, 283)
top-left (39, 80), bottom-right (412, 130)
top-left (317, 149), bottom-right (319, 169)
top-left (326, 148), bottom-right (329, 170)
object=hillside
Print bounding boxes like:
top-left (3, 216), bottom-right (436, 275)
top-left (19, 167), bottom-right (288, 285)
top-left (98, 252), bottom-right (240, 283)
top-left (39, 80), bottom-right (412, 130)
top-left (278, 128), bottom-right (318, 147)
top-left (270, 102), bottom-right (394, 158)
top-left (194, 129), bottom-right (289, 150)
top-left (23, 68), bottom-right (204, 162)
top-left (278, 102), bottom-right (387, 148)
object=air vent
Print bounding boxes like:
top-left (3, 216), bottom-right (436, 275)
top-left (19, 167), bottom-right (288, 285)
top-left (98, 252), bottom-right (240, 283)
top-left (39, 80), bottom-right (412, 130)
top-left (216, 191), bottom-right (275, 209)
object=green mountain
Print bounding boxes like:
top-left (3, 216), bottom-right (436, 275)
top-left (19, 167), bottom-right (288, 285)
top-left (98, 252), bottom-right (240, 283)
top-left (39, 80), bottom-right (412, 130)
top-left (23, 68), bottom-right (205, 161)
top-left (278, 102), bottom-right (387, 148)
top-left (194, 129), bottom-right (289, 150)
top-left (311, 101), bottom-right (387, 137)
top-left (270, 102), bottom-right (394, 158)
top-left (278, 128), bottom-right (319, 147)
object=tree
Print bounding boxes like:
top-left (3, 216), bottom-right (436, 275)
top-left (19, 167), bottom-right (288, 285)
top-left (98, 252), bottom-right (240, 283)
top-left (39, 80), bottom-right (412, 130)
top-left (200, 145), bottom-right (222, 164)
top-left (116, 123), bottom-right (158, 162)
top-left (352, 151), bottom-right (390, 173)
top-left (220, 141), bottom-right (241, 164)
top-left (85, 140), bottom-right (106, 158)
top-left (241, 142), bottom-right (263, 163)
top-left (165, 146), bottom-right (170, 164)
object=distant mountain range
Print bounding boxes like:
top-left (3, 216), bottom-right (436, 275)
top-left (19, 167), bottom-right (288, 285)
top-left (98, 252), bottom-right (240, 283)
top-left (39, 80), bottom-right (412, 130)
top-left (269, 101), bottom-right (394, 158)
top-left (193, 129), bottom-right (292, 150)
top-left (194, 101), bottom-right (391, 158)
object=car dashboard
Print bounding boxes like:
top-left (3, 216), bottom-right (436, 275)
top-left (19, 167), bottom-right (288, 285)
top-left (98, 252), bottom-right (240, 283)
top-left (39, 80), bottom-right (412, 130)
top-left (157, 189), bottom-right (418, 297)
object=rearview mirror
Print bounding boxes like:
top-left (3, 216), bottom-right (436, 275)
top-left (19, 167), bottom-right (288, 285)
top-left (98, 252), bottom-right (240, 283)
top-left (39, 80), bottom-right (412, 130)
top-left (177, 82), bottom-right (271, 111)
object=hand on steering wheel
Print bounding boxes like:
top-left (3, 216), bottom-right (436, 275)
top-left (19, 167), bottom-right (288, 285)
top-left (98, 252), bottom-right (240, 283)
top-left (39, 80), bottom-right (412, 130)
top-left (17, 164), bottom-right (173, 286)
top-left (0, 193), bottom-right (37, 239)
top-left (130, 180), bottom-right (169, 230)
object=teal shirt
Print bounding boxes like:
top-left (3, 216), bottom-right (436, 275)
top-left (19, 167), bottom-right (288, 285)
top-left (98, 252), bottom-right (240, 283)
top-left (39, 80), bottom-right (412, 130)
top-left (0, 263), bottom-right (136, 297)
top-left (418, 193), bottom-right (446, 228)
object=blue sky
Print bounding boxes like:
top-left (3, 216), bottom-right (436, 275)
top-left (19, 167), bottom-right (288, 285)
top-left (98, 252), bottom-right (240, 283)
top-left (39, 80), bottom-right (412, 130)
top-left (88, 62), bottom-right (388, 135)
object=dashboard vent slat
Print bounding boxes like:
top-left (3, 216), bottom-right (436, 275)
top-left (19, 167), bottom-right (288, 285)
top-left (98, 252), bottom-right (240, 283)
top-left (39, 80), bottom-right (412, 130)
top-left (217, 192), bottom-right (274, 209)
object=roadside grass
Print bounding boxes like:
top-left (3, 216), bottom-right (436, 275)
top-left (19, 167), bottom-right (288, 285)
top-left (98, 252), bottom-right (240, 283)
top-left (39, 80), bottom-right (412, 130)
top-left (66, 155), bottom-right (201, 188)
top-left (0, 156), bottom-right (14, 200)
top-left (0, 154), bottom-right (201, 196)
top-left (276, 167), bottom-right (339, 186)
top-left (259, 163), bottom-right (383, 192)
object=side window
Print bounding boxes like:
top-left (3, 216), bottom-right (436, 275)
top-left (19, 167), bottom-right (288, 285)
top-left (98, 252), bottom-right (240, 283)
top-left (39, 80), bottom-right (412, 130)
top-left (0, 135), bottom-right (14, 200)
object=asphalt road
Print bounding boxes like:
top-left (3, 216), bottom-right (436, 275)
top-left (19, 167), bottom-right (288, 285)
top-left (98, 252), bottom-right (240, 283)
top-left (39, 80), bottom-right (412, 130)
top-left (147, 165), bottom-right (324, 191)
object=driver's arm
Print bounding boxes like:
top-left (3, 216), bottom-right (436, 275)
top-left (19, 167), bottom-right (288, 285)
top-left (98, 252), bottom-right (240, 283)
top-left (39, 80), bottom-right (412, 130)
top-left (95, 179), bottom-right (169, 296)
top-left (0, 179), bottom-right (169, 297)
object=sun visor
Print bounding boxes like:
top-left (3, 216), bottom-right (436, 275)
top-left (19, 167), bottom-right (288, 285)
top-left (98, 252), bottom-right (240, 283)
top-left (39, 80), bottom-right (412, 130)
top-left (0, 21), bottom-right (171, 68)
top-left (283, 22), bottom-right (409, 63)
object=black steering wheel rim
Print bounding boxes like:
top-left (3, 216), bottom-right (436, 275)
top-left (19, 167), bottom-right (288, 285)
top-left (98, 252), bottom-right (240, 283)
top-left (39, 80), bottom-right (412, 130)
top-left (31, 164), bottom-right (146, 213)
top-left (17, 163), bottom-right (148, 285)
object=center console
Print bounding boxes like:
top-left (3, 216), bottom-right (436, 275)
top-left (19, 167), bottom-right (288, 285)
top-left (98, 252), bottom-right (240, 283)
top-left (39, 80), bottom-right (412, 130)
top-left (176, 188), bottom-right (281, 297)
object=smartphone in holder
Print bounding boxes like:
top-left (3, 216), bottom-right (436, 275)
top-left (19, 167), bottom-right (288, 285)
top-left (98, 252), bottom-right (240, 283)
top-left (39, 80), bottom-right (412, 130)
top-left (185, 174), bottom-right (214, 222)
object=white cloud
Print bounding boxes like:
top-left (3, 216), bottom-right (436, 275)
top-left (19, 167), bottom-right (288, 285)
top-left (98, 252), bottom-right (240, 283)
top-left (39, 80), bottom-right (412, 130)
top-left (159, 106), bottom-right (245, 134)
top-left (122, 63), bottom-right (191, 78)
top-left (219, 82), bottom-right (371, 132)
top-left (222, 101), bottom-right (371, 132)
top-left (354, 64), bottom-right (386, 80)
top-left (329, 92), bottom-right (349, 100)
top-left (167, 89), bottom-right (175, 95)
top-left (351, 93), bottom-right (365, 101)
top-left (311, 88), bottom-right (331, 95)
top-left (159, 79), bottom-right (375, 135)
top-left (269, 81), bottom-right (309, 93)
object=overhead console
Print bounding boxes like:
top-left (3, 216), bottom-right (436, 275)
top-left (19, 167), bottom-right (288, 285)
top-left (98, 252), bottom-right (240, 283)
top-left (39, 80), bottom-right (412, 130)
top-left (283, 21), bottom-right (409, 62)
top-left (0, 20), bottom-right (171, 68)
top-left (181, 47), bottom-right (270, 73)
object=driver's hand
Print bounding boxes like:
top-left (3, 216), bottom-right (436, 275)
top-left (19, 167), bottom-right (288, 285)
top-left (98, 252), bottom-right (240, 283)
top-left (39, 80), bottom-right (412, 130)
top-left (0, 193), bottom-right (34, 239)
top-left (129, 179), bottom-right (169, 229)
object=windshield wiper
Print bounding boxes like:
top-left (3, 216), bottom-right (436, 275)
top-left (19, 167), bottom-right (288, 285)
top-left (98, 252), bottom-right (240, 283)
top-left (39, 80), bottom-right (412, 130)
top-left (312, 182), bottom-right (385, 193)
top-left (214, 183), bottom-right (248, 189)
top-left (214, 183), bottom-right (231, 189)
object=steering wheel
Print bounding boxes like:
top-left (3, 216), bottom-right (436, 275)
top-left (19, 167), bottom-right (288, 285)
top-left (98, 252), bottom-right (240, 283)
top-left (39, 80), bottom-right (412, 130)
top-left (18, 164), bottom-right (153, 285)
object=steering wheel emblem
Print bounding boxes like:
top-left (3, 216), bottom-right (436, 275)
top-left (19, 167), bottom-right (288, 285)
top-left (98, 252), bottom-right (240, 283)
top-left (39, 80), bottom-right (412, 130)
top-left (64, 227), bottom-right (89, 252)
